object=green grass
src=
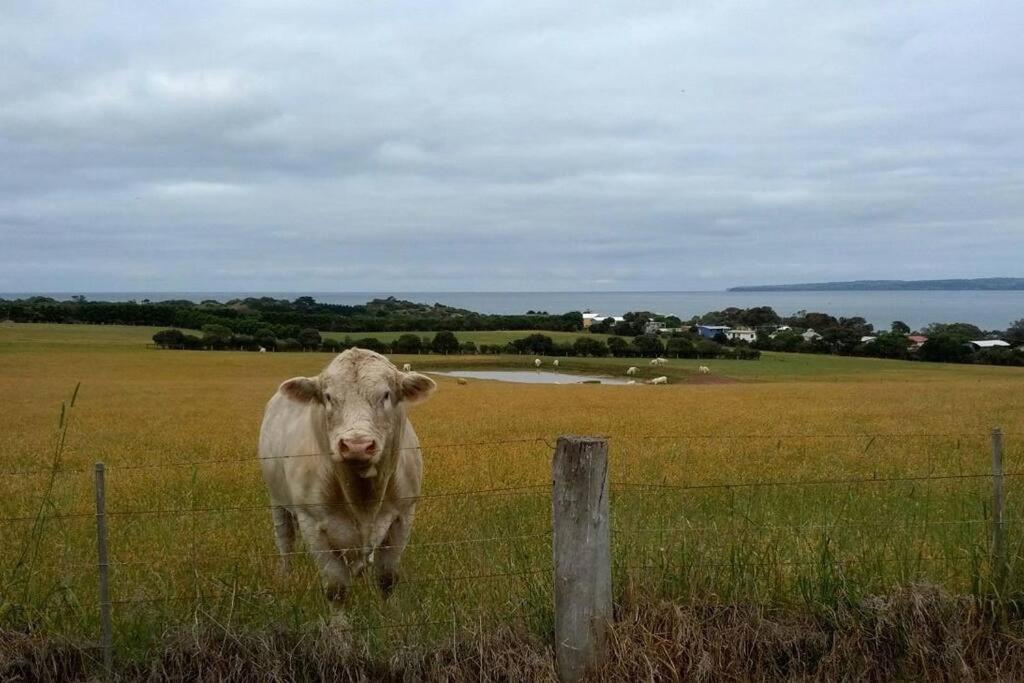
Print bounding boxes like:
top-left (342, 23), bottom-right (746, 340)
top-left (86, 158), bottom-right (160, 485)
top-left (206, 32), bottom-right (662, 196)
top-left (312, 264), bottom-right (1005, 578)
top-left (2, 322), bottom-right (1024, 671)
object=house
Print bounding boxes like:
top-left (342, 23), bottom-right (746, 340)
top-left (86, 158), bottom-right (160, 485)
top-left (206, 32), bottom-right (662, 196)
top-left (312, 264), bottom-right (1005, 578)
top-left (644, 320), bottom-right (666, 335)
top-left (696, 325), bottom-right (730, 340)
top-left (860, 336), bottom-right (877, 344)
top-left (726, 328), bottom-right (757, 343)
top-left (581, 312), bottom-right (624, 329)
top-left (802, 329), bottom-right (823, 342)
top-left (967, 339), bottom-right (1011, 351)
top-left (907, 335), bottom-right (928, 349)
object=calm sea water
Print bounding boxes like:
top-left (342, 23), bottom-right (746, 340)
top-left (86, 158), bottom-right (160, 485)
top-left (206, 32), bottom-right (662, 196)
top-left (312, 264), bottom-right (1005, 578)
top-left (5, 291), bottom-right (1023, 330)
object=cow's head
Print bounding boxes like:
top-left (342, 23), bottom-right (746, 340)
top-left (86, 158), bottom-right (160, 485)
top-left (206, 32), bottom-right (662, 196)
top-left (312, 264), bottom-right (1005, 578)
top-left (279, 348), bottom-right (436, 474)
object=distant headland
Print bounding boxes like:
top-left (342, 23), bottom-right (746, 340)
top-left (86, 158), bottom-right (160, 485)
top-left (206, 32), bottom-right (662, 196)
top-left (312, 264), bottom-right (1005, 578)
top-left (728, 278), bottom-right (1024, 292)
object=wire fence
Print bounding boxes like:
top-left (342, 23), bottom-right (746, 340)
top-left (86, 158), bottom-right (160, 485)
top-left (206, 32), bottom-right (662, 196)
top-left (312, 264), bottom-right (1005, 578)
top-left (1, 429), bottom-right (1018, 667)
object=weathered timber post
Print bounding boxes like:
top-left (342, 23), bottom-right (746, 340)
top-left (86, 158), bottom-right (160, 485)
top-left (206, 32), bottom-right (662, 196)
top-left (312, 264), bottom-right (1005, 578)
top-left (991, 427), bottom-right (1007, 594)
top-left (552, 435), bottom-right (612, 682)
top-left (93, 462), bottom-right (112, 678)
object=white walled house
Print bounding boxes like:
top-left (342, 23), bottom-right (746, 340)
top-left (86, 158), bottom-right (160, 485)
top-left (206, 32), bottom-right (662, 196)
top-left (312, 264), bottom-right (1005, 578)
top-left (725, 328), bottom-right (757, 343)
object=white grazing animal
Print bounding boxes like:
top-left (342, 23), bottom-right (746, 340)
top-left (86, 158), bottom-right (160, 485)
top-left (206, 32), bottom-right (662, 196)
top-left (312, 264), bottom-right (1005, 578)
top-left (650, 376), bottom-right (668, 385)
top-left (698, 365), bottom-right (711, 375)
top-left (650, 357), bottom-right (668, 366)
top-left (626, 379), bottom-right (636, 385)
top-left (402, 363), bottom-right (412, 372)
top-left (259, 346), bottom-right (267, 353)
top-left (552, 359), bottom-right (559, 367)
top-left (626, 366), bottom-right (638, 376)
top-left (534, 358), bottom-right (542, 367)
top-left (258, 348), bottom-right (436, 605)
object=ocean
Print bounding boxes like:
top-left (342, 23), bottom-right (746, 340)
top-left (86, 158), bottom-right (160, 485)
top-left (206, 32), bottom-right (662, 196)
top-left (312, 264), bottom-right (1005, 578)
top-left (5, 290), bottom-right (1023, 330)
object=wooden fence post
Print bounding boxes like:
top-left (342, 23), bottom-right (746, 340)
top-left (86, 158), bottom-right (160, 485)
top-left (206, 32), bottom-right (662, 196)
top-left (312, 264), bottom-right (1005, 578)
top-left (94, 462), bottom-right (112, 678)
top-left (552, 436), bottom-right (611, 682)
top-left (991, 427), bottom-right (1007, 594)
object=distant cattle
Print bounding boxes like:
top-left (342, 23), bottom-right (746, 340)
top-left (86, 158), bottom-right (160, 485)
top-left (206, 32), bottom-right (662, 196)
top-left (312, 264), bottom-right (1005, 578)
top-left (698, 365), bottom-right (711, 375)
top-left (626, 379), bottom-right (636, 385)
top-left (650, 357), bottom-right (668, 366)
top-left (626, 366), bottom-right (638, 376)
top-left (402, 363), bottom-right (412, 372)
top-left (649, 376), bottom-right (668, 385)
top-left (552, 359), bottom-right (559, 367)
top-left (259, 346), bottom-right (267, 353)
top-left (534, 358), bottom-right (542, 367)
top-left (258, 348), bottom-right (437, 605)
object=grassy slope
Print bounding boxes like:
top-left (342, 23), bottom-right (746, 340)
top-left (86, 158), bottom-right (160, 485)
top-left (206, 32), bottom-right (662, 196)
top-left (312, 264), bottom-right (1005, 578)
top-left (3, 322), bottom-right (1024, 665)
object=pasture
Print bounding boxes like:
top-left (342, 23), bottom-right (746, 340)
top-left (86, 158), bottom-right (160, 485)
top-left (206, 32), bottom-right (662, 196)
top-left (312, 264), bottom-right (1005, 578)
top-left (2, 322), bottom-right (1024, 675)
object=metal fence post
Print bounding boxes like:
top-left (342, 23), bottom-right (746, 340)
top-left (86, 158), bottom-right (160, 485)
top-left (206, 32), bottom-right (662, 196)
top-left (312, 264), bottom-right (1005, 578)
top-left (991, 428), bottom-right (1007, 594)
top-left (94, 462), bottom-right (112, 677)
top-left (552, 436), bottom-right (611, 682)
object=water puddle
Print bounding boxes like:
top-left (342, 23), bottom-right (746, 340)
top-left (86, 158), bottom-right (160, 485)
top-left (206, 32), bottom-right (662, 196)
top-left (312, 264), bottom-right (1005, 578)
top-left (430, 370), bottom-right (632, 385)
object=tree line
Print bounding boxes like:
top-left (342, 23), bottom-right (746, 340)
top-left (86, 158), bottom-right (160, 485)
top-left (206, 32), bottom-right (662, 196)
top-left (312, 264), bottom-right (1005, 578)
top-left (0, 295), bottom-right (584, 336)
top-left (152, 327), bottom-right (760, 360)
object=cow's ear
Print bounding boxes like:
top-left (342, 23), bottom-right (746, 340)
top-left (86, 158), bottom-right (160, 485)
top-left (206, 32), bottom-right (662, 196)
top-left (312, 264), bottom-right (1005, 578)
top-left (280, 376), bottom-right (322, 403)
top-left (400, 372), bottom-right (436, 404)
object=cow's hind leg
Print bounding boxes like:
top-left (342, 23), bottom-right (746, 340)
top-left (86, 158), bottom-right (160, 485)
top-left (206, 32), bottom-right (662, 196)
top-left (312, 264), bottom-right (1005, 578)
top-left (271, 506), bottom-right (297, 574)
top-left (375, 511), bottom-right (413, 598)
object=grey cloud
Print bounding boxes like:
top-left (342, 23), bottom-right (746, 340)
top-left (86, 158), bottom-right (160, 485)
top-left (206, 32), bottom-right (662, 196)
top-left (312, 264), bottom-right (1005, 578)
top-left (1, 1), bottom-right (1023, 292)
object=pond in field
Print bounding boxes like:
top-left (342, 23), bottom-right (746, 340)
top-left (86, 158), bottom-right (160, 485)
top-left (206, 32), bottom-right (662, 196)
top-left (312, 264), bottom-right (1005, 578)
top-left (430, 370), bottom-right (632, 385)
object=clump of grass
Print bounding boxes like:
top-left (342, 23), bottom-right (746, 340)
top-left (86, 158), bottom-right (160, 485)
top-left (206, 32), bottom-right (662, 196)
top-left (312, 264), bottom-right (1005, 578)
top-left (6, 585), bottom-right (1024, 681)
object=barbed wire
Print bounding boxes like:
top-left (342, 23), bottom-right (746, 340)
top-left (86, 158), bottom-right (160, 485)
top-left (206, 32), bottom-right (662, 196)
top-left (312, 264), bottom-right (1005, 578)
top-left (611, 470), bottom-right (1024, 493)
top-left (616, 517), bottom-right (1002, 536)
top-left (2, 430), bottom-right (1017, 477)
top-left (4, 468), bottom-right (1020, 525)
top-left (109, 567), bottom-right (553, 606)
top-left (622, 554), bottom-right (978, 572)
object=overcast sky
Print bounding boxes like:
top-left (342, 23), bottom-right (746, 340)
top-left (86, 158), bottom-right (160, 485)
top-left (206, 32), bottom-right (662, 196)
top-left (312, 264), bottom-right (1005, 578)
top-left (2, 1), bottom-right (1022, 292)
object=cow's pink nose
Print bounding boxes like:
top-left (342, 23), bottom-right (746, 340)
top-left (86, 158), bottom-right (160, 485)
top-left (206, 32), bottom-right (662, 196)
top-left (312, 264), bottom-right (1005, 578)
top-left (340, 438), bottom-right (377, 458)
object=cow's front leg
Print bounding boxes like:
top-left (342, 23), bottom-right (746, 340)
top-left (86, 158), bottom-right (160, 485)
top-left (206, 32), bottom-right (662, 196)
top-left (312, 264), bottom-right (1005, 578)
top-left (374, 509), bottom-right (414, 597)
top-left (270, 505), bottom-right (297, 574)
top-left (296, 513), bottom-right (353, 605)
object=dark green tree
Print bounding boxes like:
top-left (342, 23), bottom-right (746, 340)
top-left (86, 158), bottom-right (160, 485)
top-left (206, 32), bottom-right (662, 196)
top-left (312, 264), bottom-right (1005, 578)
top-left (918, 334), bottom-right (972, 363)
top-left (393, 334), bottom-right (424, 354)
top-left (606, 336), bottom-right (631, 357)
top-left (431, 331), bottom-right (460, 355)
top-left (152, 329), bottom-right (185, 349)
top-left (891, 320), bottom-right (911, 335)
top-left (298, 328), bottom-right (322, 350)
top-left (201, 324), bottom-right (233, 349)
top-left (573, 337), bottom-right (608, 357)
top-left (630, 334), bottom-right (664, 357)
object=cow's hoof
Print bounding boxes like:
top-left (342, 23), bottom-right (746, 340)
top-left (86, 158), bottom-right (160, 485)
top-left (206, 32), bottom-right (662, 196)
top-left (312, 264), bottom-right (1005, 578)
top-left (378, 572), bottom-right (398, 598)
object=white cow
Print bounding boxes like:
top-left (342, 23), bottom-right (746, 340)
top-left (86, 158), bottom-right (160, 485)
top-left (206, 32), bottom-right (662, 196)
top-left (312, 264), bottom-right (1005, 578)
top-left (626, 366), bottom-right (638, 376)
top-left (626, 379), bottom-right (637, 385)
top-left (259, 348), bottom-right (437, 605)
top-left (650, 357), bottom-right (668, 366)
top-left (534, 358), bottom-right (542, 367)
top-left (259, 346), bottom-right (267, 353)
top-left (650, 376), bottom-right (668, 385)
top-left (402, 363), bottom-right (412, 372)
top-left (698, 365), bottom-right (711, 375)
top-left (552, 359), bottom-right (559, 367)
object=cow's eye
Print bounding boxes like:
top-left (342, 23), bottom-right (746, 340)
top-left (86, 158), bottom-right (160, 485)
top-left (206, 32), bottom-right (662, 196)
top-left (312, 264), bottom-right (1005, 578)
top-left (382, 390), bottom-right (390, 403)
top-left (324, 392), bottom-right (332, 403)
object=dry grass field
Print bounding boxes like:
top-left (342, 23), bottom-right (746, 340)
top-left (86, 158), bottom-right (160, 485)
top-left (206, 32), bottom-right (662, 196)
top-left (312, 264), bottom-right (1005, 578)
top-left (2, 323), bottom-right (1024, 677)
